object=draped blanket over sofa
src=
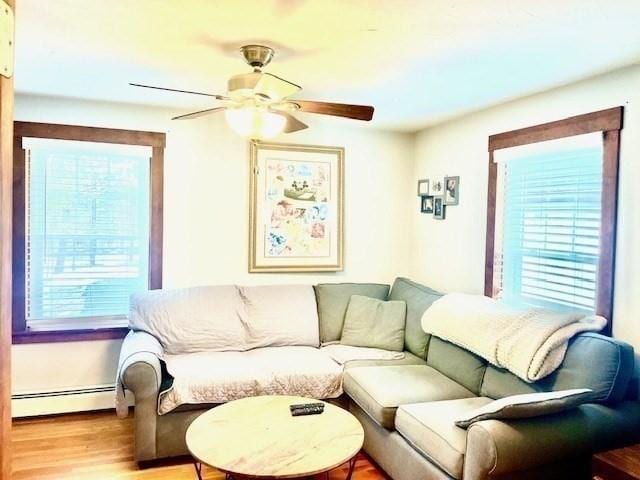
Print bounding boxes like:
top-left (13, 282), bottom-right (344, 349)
top-left (421, 292), bottom-right (608, 382)
top-left (118, 284), bottom-right (345, 415)
top-left (117, 278), bottom-right (640, 480)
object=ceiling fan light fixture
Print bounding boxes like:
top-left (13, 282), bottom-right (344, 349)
top-left (224, 107), bottom-right (286, 139)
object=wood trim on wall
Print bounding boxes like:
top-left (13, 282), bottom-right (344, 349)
top-left (0, 0), bottom-right (15, 476)
top-left (149, 146), bottom-right (164, 290)
top-left (598, 129), bottom-right (621, 336)
top-left (13, 121), bottom-right (165, 147)
top-left (12, 121), bottom-right (165, 343)
top-left (484, 151), bottom-right (497, 298)
top-left (485, 107), bottom-right (624, 331)
top-left (11, 138), bottom-right (25, 333)
top-left (488, 107), bottom-right (623, 151)
top-left (11, 327), bottom-right (128, 344)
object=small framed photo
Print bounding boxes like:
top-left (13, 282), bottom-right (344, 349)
top-left (431, 178), bottom-right (445, 195)
top-left (444, 176), bottom-right (460, 205)
top-left (420, 195), bottom-right (434, 214)
top-left (417, 179), bottom-right (429, 196)
top-left (433, 196), bottom-right (445, 220)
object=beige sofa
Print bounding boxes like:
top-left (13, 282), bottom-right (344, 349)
top-left (117, 278), bottom-right (640, 479)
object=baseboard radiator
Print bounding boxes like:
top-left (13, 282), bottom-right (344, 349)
top-left (11, 384), bottom-right (132, 417)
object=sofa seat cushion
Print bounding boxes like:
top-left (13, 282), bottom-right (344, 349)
top-left (159, 346), bottom-right (343, 414)
top-left (343, 350), bottom-right (426, 369)
top-left (343, 365), bottom-right (476, 429)
top-left (395, 397), bottom-right (492, 479)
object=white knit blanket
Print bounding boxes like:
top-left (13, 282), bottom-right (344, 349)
top-left (421, 293), bottom-right (607, 382)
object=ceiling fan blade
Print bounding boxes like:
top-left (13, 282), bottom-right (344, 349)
top-left (280, 112), bottom-right (308, 133)
top-left (130, 83), bottom-right (228, 100)
top-left (172, 107), bottom-right (226, 120)
top-left (294, 100), bottom-right (374, 121)
top-left (253, 73), bottom-right (301, 101)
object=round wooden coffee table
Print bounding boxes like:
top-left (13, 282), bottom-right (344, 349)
top-left (186, 395), bottom-right (364, 479)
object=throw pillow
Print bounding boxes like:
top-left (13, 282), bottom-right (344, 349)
top-left (455, 388), bottom-right (594, 428)
top-left (314, 283), bottom-right (390, 344)
top-left (340, 295), bottom-right (406, 351)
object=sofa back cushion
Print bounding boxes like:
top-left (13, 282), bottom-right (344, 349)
top-left (130, 285), bottom-right (246, 354)
top-left (130, 284), bottom-right (319, 354)
top-left (480, 333), bottom-right (635, 403)
top-left (238, 285), bottom-right (320, 349)
top-left (388, 277), bottom-right (442, 358)
top-left (427, 337), bottom-right (487, 394)
top-left (314, 283), bottom-right (390, 343)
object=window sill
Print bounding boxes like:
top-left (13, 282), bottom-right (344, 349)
top-left (12, 326), bottom-right (129, 344)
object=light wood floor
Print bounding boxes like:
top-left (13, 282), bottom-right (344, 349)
top-left (12, 410), bottom-right (387, 479)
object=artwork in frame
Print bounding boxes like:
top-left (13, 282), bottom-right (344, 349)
top-left (417, 179), bottom-right (430, 196)
top-left (420, 195), bottom-right (434, 214)
top-left (431, 177), bottom-right (445, 196)
top-left (249, 141), bottom-right (344, 272)
top-left (444, 175), bottom-right (460, 205)
top-left (433, 196), bottom-right (445, 220)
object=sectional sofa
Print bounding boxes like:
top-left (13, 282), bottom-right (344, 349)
top-left (117, 277), bottom-right (640, 479)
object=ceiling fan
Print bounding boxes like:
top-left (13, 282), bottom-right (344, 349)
top-left (130, 45), bottom-right (375, 139)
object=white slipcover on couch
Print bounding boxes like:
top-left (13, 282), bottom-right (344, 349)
top-left (118, 284), bottom-right (347, 415)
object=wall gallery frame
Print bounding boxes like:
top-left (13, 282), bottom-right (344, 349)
top-left (421, 195), bottom-right (434, 214)
top-left (417, 176), bottom-right (460, 219)
top-left (444, 175), bottom-right (460, 205)
top-left (417, 178), bottom-right (430, 196)
top-left (249, 141), bottom-right (344, 272)
top-left (433, 196), bottom-right (445, 219)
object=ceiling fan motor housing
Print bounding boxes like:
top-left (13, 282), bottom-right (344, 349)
top-left (240, 44), bottom-right (274, 70)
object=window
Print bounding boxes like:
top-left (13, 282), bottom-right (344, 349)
top-left (13, 122), bottom-right (165, 343)
top-left (485, 108), bottom-right (623, 333)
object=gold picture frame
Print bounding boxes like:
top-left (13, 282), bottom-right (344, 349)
top-left (249, 141), bottom-right (344, 272)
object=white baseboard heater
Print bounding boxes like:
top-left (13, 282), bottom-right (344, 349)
top-left (12, 384), bottom-right (132, 417)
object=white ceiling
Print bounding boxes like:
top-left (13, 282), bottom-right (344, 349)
top-left (14, 0), bottom-right (640, 131)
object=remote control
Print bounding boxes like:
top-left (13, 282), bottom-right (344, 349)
top-left (289, 402), bottom-right (324, 411)
top-left (291, 406), bottom-right (324, 416)
top-left (290, 403), bottom-right (325, 416)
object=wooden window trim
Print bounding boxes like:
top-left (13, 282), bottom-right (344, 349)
top-left (485, 107), bottom-right (623, 335)
top-left (12, 121), bottom-right (165, 343)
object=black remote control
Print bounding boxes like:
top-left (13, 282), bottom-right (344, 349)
top-left (289, 402), bottom-right (324, 411)
top-left (290, 403), bottom-right (325, 416)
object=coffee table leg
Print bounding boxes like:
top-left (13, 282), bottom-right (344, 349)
top-left (193, 460), bottom-right (203, 480)
top-left (345, 456), bottom-right (356, 480)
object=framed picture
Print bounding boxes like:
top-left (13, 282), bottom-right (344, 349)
top-left (433, 196), bottom-right (445, 220)
top-left (431, 177), bottom-right (445, 195)
top-left (417, 179), bottom-right (429, 196)
top-left (420, 195), bottom-right (434, 214)
top-left (249, 141), bottom-right (344, 272)
top-left (444, 175), bottom-right (460, 205)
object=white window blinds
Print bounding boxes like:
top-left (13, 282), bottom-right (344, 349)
top-left (492, 133), bottom-right (603, 313)
top-left (24, 138), bottom-right (152, 326)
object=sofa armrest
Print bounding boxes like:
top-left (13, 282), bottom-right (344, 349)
top-left (117, 330), bottom-right (164, 462)
top-left (463, 401), bottom-right (640, 480)
top-left (118, 330), bottom-right (163, 393)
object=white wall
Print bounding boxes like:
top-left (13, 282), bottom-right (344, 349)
top-left (411, 64), bottom-right (640, 350)
top-left (11, 95), bottom-right (415, 410)
top-left (13, 63), bottom-right (640, 413)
